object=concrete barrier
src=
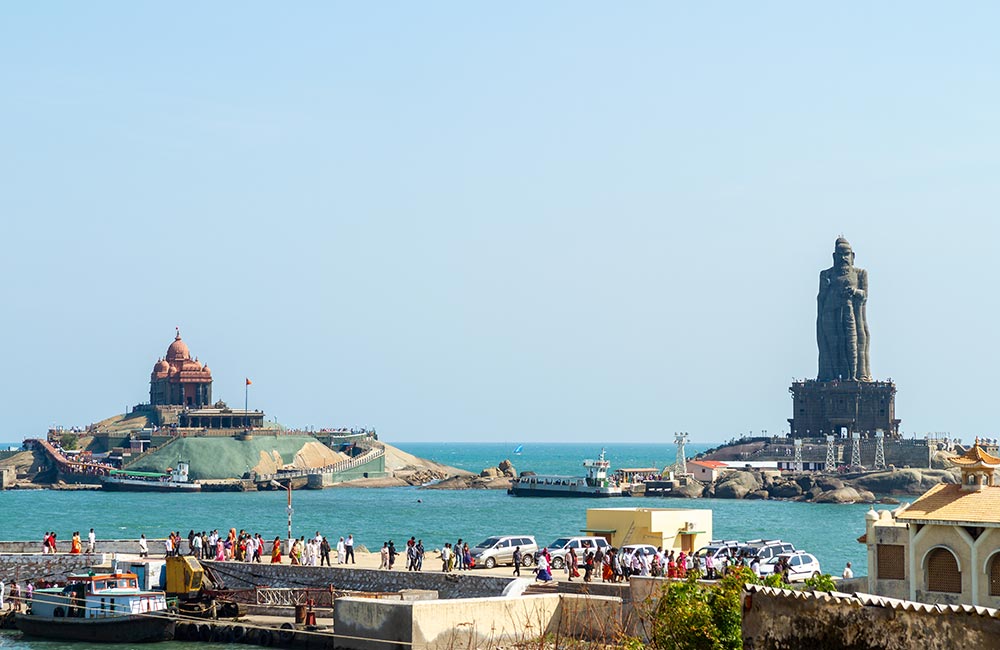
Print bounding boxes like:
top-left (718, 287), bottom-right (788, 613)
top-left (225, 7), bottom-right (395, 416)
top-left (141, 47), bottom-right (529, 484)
top-left (334, 593), bottom-right (622, 650)
top-left (204, 561), bottom-right (517, 600)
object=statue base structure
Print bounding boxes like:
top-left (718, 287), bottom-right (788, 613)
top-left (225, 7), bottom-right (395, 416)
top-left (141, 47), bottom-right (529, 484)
top-left (788, 379), bottom-right (900, 439)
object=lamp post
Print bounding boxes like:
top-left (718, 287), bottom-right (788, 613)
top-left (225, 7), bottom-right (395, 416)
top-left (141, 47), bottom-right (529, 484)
top-left (271, 480), bottom-right (292, 556)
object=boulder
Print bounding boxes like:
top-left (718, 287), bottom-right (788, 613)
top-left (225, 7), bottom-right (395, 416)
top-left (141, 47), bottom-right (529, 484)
top-left (715, 471), bottom-right (761, 500)
top-left (796, 475), bottom-right (815, 492)
top-left (746, 490), bottom-right (770, 500)
top-left (815, 476), bottom-right (845, 492)
top-left (814, 486), bottom-right (862, 504)
top-left (665, 479), bottom-right (706, 499)
top-left (851, 468), bottom-right (960, 496)
top-left (768, 481), bottom-right (804, 499)
top-left (480, 467), bottom-right (502, 478)
top-left (878, 496), bottom-right (900, 505)
top-left (856, 489), bottom-right (877, 503)
top-left (498, 459), bottom-right (517, 477)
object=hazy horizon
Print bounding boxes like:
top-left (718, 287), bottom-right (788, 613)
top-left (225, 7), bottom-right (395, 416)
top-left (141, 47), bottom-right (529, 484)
top-left (4, 4), bottom-right (999, 443)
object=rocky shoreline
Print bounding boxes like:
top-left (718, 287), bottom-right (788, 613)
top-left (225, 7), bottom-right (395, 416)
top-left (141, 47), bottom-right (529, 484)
top-left (661, 466), bottom-right (959, 503)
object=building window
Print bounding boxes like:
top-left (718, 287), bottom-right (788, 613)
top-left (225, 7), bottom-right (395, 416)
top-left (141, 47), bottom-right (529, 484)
top-left (926, 548), bottom-right (961, 593)
top-left (990, 555), bottom-right (1000, 597)
top-left (876, 544), bottom-right (905, 580)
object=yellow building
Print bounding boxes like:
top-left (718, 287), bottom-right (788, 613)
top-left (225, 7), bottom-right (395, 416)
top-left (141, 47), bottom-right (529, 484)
top-left (584, 507), bottom-right (712, 552)
top-left (865, 442), bottom-right (1000, 606)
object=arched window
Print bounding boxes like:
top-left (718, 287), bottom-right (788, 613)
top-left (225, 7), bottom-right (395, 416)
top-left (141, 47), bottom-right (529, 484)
top-left (926, 548), bottom-right (961, 593)
top-left (990, 554), bottom-right (1000, 597)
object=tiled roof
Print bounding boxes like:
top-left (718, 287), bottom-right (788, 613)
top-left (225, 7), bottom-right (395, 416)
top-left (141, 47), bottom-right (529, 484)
top-left (896, 483), bottom-right (1000, 525)
top-left (950, 444), bottom-right (1000, 467)
top-left (690, 460), bottom-right (728, 469)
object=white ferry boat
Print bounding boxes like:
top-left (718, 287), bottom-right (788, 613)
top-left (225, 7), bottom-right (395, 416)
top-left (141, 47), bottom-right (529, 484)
top-left (509, 449), bottom-right (625, 497)
top-left (100, 461), bottom-right (201, 492)
top-left (16, 568), bottom-right (175, 642)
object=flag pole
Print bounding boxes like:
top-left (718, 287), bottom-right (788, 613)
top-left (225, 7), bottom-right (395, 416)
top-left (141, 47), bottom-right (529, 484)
top-left (245, 379), bottom-right (249, 431)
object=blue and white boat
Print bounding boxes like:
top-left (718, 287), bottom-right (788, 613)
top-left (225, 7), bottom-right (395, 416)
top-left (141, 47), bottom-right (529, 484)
top-left (508, 449), bottom-right (625, 497)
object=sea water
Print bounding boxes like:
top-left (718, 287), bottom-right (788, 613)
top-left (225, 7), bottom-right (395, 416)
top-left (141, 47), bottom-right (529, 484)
top-left (0, 441), bottom-right (895, 649)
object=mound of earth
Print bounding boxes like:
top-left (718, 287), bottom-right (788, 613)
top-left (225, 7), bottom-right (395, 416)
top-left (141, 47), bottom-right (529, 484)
top-left (381, 444), bottom-right (472, 477)
top-left (125, 436), bottom-right (349, 480)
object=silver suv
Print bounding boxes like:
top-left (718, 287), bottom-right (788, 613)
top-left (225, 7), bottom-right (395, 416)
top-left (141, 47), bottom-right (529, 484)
top-left (470, 535), bottom-right (537, 569)
top-left (539, 536), bottom-right (610, 569)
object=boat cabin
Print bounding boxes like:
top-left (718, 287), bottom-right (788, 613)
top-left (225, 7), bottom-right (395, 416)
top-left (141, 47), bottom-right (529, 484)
top-left (31, 571), bottom-right (168, 619)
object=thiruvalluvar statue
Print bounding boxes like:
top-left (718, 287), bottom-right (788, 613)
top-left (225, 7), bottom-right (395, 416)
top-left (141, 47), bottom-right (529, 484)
top-left (817, 237), bottom-right (872, 382)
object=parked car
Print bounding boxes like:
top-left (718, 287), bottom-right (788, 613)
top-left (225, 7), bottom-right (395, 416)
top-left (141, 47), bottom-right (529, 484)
top-left (538, 536), bottom-right (610, 569)
top-left (619, 544), bottom-right (658, 561)
top-left (693, 545), bottom-right (734, 563)
top-left (745, 539), bottom-right (796, 562)
top-left (759, 551), bottom-right (822, 582)
top-left (470, 535), bottom-right (537, 569)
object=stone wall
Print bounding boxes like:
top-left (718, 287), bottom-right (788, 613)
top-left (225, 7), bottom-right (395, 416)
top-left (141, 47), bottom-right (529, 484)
top-left (202, 560), bottom-right (517, 600)
top-left (0, 553), bottom-right (109, 583)
top-left (0, 539), bottom-right (158, 555)
top-left (335, 594), bottom-right (622, 650)
top-left (742, 584), bottom-right (1000, 650)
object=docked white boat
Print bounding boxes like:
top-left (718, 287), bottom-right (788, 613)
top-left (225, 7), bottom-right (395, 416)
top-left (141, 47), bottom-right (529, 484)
top-left (16, 568), bottom-right (175, 643)
top-left (100, 461), bottom-right (201, 492)
top-left (509, 449), bottom-right (626, 497)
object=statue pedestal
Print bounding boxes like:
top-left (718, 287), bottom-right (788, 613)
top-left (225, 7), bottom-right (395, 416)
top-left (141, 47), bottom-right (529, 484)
top-left (788, 380), bottom-right (899, 438)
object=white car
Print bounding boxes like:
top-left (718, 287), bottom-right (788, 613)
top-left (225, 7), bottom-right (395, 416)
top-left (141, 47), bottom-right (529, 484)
top-left (538, 536), bottom-right (610, 569)
top-left (759, 551), bottom-right (822, 582)
top-left (620, 544), bottom-right (657, 561)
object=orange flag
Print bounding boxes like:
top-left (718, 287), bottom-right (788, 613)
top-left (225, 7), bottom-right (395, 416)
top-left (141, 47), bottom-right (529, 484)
top-left (246, 378), bottom-right (252, 386)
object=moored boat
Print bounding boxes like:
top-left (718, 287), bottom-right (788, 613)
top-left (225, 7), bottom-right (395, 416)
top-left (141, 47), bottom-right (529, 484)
top-left (509, 449), bottom-right (626, 497)
top-left (15, 569), bottom-right (175, 643)
top-left (100, 461), bottom-right (201, 492)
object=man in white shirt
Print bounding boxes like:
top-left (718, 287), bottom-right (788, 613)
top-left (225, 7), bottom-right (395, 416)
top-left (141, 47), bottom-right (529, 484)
top-left (842, 562), bottom-right (854, 579)
top-left (87, 528), bottom-right (96, 554)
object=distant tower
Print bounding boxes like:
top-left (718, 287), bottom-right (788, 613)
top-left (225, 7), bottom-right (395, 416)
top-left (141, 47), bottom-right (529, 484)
top-left (674, 432), bottom-right (688, 476)
top-left (825, 435), bottom-right (837, 473)
top-left (793, 438), bottom-right (803, 473)
top-left (851, 431), bottom-right (862, 468)
top-left (874, 430), bottom-right (886, 470)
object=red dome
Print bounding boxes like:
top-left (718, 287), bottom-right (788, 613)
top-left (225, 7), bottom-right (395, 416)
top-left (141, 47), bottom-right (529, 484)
top-left (153, 358), bottom-right (170, 374)
top-left (166, 331), bottom-right (190, 362)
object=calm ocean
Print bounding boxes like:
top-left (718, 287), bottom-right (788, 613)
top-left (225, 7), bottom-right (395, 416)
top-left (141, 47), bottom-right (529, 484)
top-left (0, 441), bottom-right (894, 650)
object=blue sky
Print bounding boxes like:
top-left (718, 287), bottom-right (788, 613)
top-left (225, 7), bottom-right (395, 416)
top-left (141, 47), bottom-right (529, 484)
top-left (2, 3), bottom-right (999, 443)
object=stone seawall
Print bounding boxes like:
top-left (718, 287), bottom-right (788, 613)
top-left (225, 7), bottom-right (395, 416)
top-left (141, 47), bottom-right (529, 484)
top-left (0, 540), bottom-right (164, 555)
top-left (0, 553), bottom-right (110, 583)
top-left (742, 584), bottom-right (1000, 649)
top-left (203, 561), bottom-right (516, 600)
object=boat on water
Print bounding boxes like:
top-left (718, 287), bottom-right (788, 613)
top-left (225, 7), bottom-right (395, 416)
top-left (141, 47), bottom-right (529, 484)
top-left (508, 449), bottom-right (626, 497)
top-left (100, 461), bottom-right (201, 492)
top-left (15, 568), bottom-right (175, 643)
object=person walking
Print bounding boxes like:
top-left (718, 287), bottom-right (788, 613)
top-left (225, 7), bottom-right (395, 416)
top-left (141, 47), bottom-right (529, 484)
top-left (138, 534), bottom-right (148, 558)
top-left (388, 541), bottom-right (398, 569)
top-left (87, 528), bottom-right (96, 554)
top-left (380, 542), bottom-right (389, 569)
top-left (345, 534), bottom-right (356, 564)
top-left (336, 537), bottom-right (346, 564)
top-left (320, 537), bottom-right (331, 566)
top-left (512, 547), bottom-right (522, 577)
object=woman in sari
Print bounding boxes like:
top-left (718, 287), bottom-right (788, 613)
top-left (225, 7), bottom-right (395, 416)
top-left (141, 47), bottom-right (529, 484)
top-left (270, 537), bottom-right (283, 564)
top-left (70, 532), bottom-right (82, 554)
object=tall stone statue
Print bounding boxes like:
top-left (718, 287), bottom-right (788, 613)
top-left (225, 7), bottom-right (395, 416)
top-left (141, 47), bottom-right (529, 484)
top-left (817, 237), bottom-right (872, 382)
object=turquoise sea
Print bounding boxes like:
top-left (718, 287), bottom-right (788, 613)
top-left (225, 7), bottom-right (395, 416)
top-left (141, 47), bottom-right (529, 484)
top-left (0, 441), bottom-right (896, 649)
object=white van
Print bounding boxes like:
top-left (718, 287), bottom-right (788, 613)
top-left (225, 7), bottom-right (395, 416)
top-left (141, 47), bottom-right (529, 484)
top-left (470, 535), bottom-right (537, 569)
top-left (538, 536), bottom-right (610, 569)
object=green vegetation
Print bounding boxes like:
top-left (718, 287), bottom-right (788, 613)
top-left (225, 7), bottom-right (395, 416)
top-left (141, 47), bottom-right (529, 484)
top-left (60, 433), bottom-right (79, 450)
top-left (625, 567), bottom-right (838, 650)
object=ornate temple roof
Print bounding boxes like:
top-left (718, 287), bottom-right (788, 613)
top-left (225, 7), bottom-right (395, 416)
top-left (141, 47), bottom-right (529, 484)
top-left (949, 442), bottom-right (1000, 468)
top-left (896, 483), bottom-right (1000, 526)
top-left (151, 330), bottom-right (212, 381)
